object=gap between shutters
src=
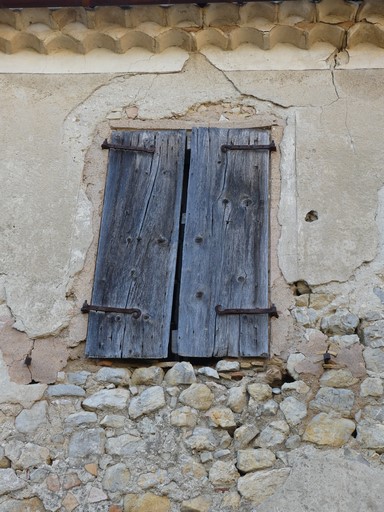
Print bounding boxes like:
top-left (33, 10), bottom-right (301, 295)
top-left (84, 128), bottom-right (275, 360)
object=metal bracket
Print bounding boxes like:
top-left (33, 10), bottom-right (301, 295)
top-left (221, 141), bottom-right (276, 153)
top-left (215, 304), bottom-right (279, 318)
top-left (101, 139), bottom-right (155, 154)
top-left (81, 300), bottom-right (141, 319)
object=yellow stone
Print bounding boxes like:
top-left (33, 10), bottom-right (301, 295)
top-left (124, 493), bottom-right (171, 512)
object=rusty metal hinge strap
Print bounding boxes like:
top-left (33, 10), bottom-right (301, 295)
top-left (215, 304), bottom-right (279, 318)
top-left (221, 141), bottom-right (276, 153)
top-left (101, 139), bottom-right (155, 153)
top-left (81, 300), bottom-right (141, 319)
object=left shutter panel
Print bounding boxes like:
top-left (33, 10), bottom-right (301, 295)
top-left (85, 130), bottom-right (186, 359)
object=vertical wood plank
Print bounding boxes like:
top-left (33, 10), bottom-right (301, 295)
top-left (177, 128), bottom-right (270, 357)
top-left (85, 130), bottom-right (185, 358)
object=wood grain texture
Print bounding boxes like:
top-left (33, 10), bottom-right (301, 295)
top-left (85, 130), bottom-right (185, 358)
top-left (177, 128), bottom-right (270, 357)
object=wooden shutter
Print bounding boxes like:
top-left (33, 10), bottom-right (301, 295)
top-left (176, 128), bottom-right (270, 357)
top-left (85, 130), bottom-right (185, 358)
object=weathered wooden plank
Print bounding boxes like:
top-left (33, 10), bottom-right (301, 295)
top-left (177, 127), bottom-right (270, 357)
top-left (85, 130), bottom-right (185, 358)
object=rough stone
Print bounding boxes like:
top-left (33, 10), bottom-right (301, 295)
top-left (46, 384), bottom-right (85, 397)
top-left (106, 434), bottom-right (144, 456)
top-left (360, 320), bottom-right (384, 348)
top-left (330, 335), bottom-right (360, 347)
top-left (185, 428), bottom-right (218, 452)
top-left (197, 367), bottom-right (220, 379)
top-left (131, 367), bottom-right (164, 386)
top-left (310, 387), bottom-right (355, 416)
top-left (62, 492), bottom-right (79, 512)
top-left (216, 361), bottom-right (240, 372)
top-left (13, 442), bottom-right (50, 469)
top-left (63, 473), bottom-right (81, 490)
top-left (68, 429), bottom-right (105, 459)
top-left (128, 386), bottom-right (165, 419)
top-left (65, 411), bottom-right (98, 427)
top-left (95, 367), bottom-right (130, 385)
top-left (137, 470), bottom-right (169, 490)
top-left (179, 384), bottom-right (214, 410)
top-left (360, 377), bottom-right (383, 397)
top-left (0, 469), bottom-right (26, 495)
top-left (4, 497), bottom-right (46, 512)
top-left (320, 310), bottom-right (359, 335)
top-left (100, 414), bottom-right (126, 428)
top-left (67, 371), bottom-right (90, 385)
top-left (357, 423), bottom-right (384, 452)
top-left (180, 496), bottom-right (211, 512)
top-left (46, 474), bottom-right (60, 492)
top-left (364, 347), bottom-right (384, 374)
top-left (287, 353), bottom-right (306, 380)
top-left (237, 448), bottom-right (275, 472)
top-left (255, 421), bottom-right (290, 448)
top-left (320, 369), bottom-right (359, 388)
top-left (88, 487), bottom-right (108, 503)
top-left (124, 493), bottom-right (171, 512)
top-left (303, 413), bottom-right (355, 446)
top-left (84, 463), bottom-right (98, 476)
top-left (227, 386), bottom-right (247, 413)
top-left (103, 463), bottom-right (131, 492)
top-left (237, 468), bottom-right (291, 504)
top-left (291, 307), bottom-right (318, 327)
top-left (206, 407), bottom-right (236, 429)
top-left (15, 401), bottom-right (48, 433)
top-left (164, 362), bottom-right (196, 385)
top-left (209, 461), bottom-right (239, 486)
top-left (170, 407), bottom-right (198, 428)
top-left (82, 389), bottom-right (130, 411)
top-left (247, 383), bottom-right (273, 401)
top-left (280, 397), bottom-right (307, 426)
top-left (282, 381), bottom-right (310, 394)
top-left (234, 424), bottom-right (260, 449)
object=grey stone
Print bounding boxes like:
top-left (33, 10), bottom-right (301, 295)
top-left (330, 335), bottom-right (360, 347)
top-left (88, 487), bottom-right (108, 503)
top-left (68, 428), bottom-right (105, 458)
top-left (102, 463), bottom-right (131, 492)
top-left (95, 367), bottom-right (130, 385)
top-left (82, 388), bottom-right (130, 411)
top-left (285, 435), bottom-right (301, 450)
top-left (291, 307), bottom-right (318, 327)
top-left (15, 401), bottom-right (48, 433)
top-left (185, 428), bottom-right (218, 452)
top-left (214, 449), bottom-right (231, 459)
top-left (215, 360), bottom-right (240, 372)
top-left (227, 386), bottom-right (247, 413)
top-left (360, 377), bottom-right (383, 397)
top-left (137, 470), bottom-right (169, 489)
top-left (248, 383), bottom-right (273, 401)
top-left (179, 384), bottom-right (214, 410)
top-left (237, 449), bottom-right (275, 472)
top-left (237, 468), bottom-right (291, 504)
top-left (310, 387), bottom-right (355, 416)
top-left (164, 362), bottom-right (196, 385)
top-left (255, 421), bottom-right (290, 448)
top-left (65, 411), bottom-right (98, 427)
top-left (362, 405), bottom-right (384, 422)
top-left (46, 384), bottom-right (85, 397)
top-left (287, 353), bottom-right (305, 380)
top-left (320, 310), bottom-right (359, 335)
top-left (361, 321), bottom-right (384, 348)
top-left (280, 397), bottom-right (307, 426)
top-left (14, 443), bottom-right (50, 469)
top-left (106, 433), bottom-right (145, 456)
top-left (170, 407), bottom-right (198, 428)
top-left (131, 366), bottom-right (164, 385)
top-left (67, 371), bottom-right (90, 385)
top-left (234, 424), bottom-right (260, 449)
top-left (320, 369), bottom-right (358, 388)
top-left (197, 367), bottom-right (220, 379)
top-left (100, 414), bottom-right (126, 428)
top-left (363, 347), bottom-right (384, 374)
top-left (128, 386), bottom-right (165, 419)
top-left (261, 399), bottom-right (279, 415)
top-left (357, 423), bottom-right (384, 452)
top-left (0, 469), bottom-right (26, 496)
top-left (209, 461), bottom-right (239, 486)
top-left (282, 381), bottom-right (310, 394)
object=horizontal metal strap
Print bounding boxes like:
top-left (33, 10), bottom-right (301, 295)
top-left (101, 139), bottom-right (155, 153)
top-left (81, 300), bottom-right (141, 319)
top-left (221, 141), bottom-right (276, 153)
top-left (215, 304), bottom-right (279, 318)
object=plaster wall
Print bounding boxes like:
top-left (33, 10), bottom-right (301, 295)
top-left (1, 47), bottom-right (384, 511)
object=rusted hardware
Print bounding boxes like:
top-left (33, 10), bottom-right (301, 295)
top-left (221, 142), bottom-right (276, 153)
top-left (101, 139), bottom-right (155, 153)
top-left (215, 304), bottom-right (279, 318)
top-left (81, 300), bottom-right (141, 319)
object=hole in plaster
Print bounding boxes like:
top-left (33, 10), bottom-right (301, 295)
top-left (291, 280), bottom-right (312, 296)
top-left (305, 210), bottom-right (318, 222)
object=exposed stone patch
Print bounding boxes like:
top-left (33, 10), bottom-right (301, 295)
top-left (303, 413), bottom-right (355, 447)
top-left (237, 468), bottom-right (291, 505)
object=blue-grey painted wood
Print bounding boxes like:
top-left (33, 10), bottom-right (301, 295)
top-left (85, 130), bottom-right (185, 358)
top-left (176, 128), bottom-right (270, 357)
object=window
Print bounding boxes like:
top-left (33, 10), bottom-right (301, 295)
top-left (84, 127), bottom-right (274, 359)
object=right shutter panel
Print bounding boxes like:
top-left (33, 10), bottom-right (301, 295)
top-left (176, 127), bottom-right (270, 358)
